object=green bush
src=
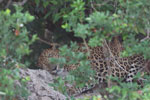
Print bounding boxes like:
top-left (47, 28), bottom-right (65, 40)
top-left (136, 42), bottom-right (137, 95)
top-left (23, 0), bottom-right (150, 99)
top-left (0, 5), bottom-right (36, 99)
top-left (46, 0), bottom-right (150, 98)
top-left (106, 74), bottom-right (150, 100)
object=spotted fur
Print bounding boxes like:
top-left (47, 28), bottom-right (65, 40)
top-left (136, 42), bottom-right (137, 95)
top-left (37, 39), bottom-right (147, 96)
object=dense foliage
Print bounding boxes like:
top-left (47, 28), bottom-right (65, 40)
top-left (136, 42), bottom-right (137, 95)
top-left (0, 0), bottom-right (150, 100)
top-left (0, 5), bottom-right (36, 99)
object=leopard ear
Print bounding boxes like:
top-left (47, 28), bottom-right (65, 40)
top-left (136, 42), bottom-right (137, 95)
top-left (51, 43), bottom-right (60, 50)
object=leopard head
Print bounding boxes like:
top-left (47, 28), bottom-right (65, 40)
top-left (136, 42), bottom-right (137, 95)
top-left (37, 49), bottom-right (64, 75)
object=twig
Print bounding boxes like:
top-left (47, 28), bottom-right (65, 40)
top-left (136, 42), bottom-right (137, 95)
top-left (102, 41), bottom-right (112, 87)
top-left (0, 0), bottom-right (3, 3)
top-left (90, 0), bottom-right (111, 11)
top-left (140, 28), bottom-right (150, 42)
top-left (83, 38), bottom-right (90, 56)
top-left (90, 0), bottom-right (97, 11)
top-left (104, 39), bottom-right (129, 73)
top-left (38, 37), bottom-right (53, 46)
top-left (28, 34), bottom-right (58, 48)
top-left (38, 37), bottom-right (59, 49)
top-left (93, 0), bottom-right (110, 8)
top-left (141, 22), bottom-right (150, 42)
top-left (114, 0), bottom-right (118, 13)
top-left (5, 0), bottom-right (12, 8)
top-left (5, 0), bottom-right (28, 8)
top-left (13, 0), bottom-right (28, 6)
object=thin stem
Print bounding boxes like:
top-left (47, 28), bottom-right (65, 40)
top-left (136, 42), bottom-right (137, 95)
top-left (83, 38), bottom-right (90, 56)
top-left (104, 39), bottom-right (129, 73)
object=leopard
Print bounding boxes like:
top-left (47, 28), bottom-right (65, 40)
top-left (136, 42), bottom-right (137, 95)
top-left (37, 48), bottom-right (63, 75)
top-left (37, 38), bottom-right (148, 96)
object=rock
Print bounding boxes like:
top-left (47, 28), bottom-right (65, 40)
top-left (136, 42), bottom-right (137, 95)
top-left (19, 68), bottom-right (66, 100)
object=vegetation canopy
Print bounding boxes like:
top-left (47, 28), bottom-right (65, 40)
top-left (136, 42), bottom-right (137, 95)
top-left (0, 0), bottom-right (150, 100)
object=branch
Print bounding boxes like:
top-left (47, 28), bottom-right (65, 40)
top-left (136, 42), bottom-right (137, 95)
top-left (0, 0), bottom-right (3, 3)
top-left (102, 40), bottom-right (112, 87)
top-left (92, 0), bottom-right (110, 8)
top-left (38, 37), bottom-right (59, 49)
top-left (5, 0), bottom-right (12, 9)
top-left (38, 37), bottom-right (53, 46)
top-left (28, 34), bottom-right (59, 49)
top-left (90, 0), bottom-right (110, 11)
top-left (140, 28), bottom-right (150, 42)
top-left (5, 0), bottom-right (28, 8)
top-left (90, 0), bottom-right (97, 11)
top-left (141, 22), bottom-right (150, 42)
top-left (104, 39), bottom-right (129, 73)
top-left (13, 0), bottom-right (28, 6)
top-left (83, 38), bottom-right (91, 56)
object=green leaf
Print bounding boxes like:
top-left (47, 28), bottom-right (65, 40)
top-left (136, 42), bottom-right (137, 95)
top-left (43, 1), bottom-right (49, 8)
top-left (0, 91), bottom-right (6, 95)
top-left (5, 9), bottom-right (11, 15)
top-left (35, 0), bottom-right (40, 6)
top-left (61, 23), bottom-right (69, 29)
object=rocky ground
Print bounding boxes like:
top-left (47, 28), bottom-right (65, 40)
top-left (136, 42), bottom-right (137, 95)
top-left (18, 69), bottom-right (66, 100)
top-left (17, 68), bottom-right (103, 100)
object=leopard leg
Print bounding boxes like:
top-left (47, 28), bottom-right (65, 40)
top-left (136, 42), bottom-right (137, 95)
top-left (126, 64), bottom-right (143, 83)
top-left (71, 83), bottom-right (96, 96)
top-left (70, 75), bottom-right (105, 96)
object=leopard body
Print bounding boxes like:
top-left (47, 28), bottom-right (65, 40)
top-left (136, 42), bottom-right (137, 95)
top-left (37, 39), bottom-right (147, 95)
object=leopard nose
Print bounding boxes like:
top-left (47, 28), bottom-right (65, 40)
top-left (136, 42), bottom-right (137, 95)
top-left (51, 65), bottom-right (64, 75)
top-left (52, 68), bottom-right (64, 76)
